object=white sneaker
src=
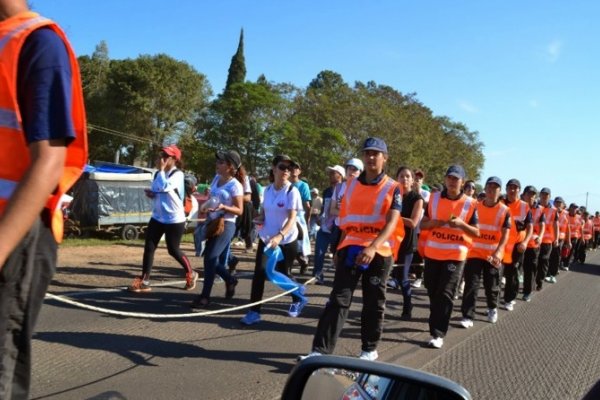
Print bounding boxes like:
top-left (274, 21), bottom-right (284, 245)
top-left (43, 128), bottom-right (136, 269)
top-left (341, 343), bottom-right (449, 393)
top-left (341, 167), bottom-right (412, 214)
top-left (358, 350), bottom-right (378, 361)
top-left (386, 278), bottom-right (398, 289)
top-left (544, 276), bottom-right (552, 282)
top-left (297, 351), bottom-right (322, 362)
top-left (503, 300), bottom-right (515, 311)
top-left (460, 318), bottom-right (474, 329)
top-left (428, 337), bottom-right (444, 349)
top-left (411, 279), bottom-right (422, 288)
top-left (488, 308), bottom-right (498, 323)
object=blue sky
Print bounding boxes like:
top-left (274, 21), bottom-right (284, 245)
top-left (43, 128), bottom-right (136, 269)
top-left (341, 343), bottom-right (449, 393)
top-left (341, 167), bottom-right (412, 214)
top-left (34, 1), bottom-right (600, 211)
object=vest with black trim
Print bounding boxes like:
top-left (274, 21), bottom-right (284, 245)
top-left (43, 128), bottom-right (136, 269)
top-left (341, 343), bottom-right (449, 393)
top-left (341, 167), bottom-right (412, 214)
top-left (502, 198), bottom-right (530, 264)
top-left (557, 209), bottom-right (569, 241)
top-left (541, 204), bottom-right (558, 244)
top-left (423, 191), bottom-right (476, 262)
top-left (568, 214), bottom-right (582, 239)
top-left (526, 205), bottom-right (544, 249)
top-left (468, 201), bottom-right (509, 261)
top-left (0, 12), bottom-right (87, 242)
top-left (337, 175), bottom-right (404, 258)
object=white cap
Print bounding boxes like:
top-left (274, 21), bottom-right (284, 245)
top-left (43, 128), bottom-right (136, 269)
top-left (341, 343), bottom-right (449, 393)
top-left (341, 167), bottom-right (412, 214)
top-left (326, 165), bottom-right (346, 178)
top-left (310, 188), bottom-right (319, 195)
top-left (345, 158), bottom-right (364, 171)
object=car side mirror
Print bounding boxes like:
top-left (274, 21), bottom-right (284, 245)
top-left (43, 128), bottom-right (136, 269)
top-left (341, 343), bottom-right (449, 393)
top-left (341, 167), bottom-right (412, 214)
top-left (282, 355), bottom-right (472, 400)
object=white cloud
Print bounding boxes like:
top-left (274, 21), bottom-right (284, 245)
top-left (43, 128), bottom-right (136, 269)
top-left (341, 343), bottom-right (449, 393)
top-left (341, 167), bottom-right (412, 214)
top-left (458, 101), bottom-right (478, 113)
top-left (546, 40), bottom-right (563, 62)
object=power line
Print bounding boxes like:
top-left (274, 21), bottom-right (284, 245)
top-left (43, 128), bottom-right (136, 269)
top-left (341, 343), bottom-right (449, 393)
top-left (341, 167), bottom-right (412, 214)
top-left (88, 123), bottom-right (155, 145)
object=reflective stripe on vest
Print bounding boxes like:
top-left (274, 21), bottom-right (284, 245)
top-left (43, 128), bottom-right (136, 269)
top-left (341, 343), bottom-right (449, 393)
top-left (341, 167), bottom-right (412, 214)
top-left (469, 202), bottom-right (507, 260)
top-left (542, 206), bottom-right (557, 242)
top-left (0, 15), bottom-right (47, 52)
top-left (340, 177), bottom-right (395, 225)
top-left (424, 192), bottom-right (475, 261)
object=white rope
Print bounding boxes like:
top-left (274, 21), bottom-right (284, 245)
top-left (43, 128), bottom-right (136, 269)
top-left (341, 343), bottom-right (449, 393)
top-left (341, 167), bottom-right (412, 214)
top-left (44, 276), bottom-right (316, 319)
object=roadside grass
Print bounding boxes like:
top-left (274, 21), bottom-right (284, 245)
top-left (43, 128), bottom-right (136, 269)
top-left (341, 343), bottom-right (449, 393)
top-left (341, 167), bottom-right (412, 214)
top-left (62, 233), bottom-right (195, 247)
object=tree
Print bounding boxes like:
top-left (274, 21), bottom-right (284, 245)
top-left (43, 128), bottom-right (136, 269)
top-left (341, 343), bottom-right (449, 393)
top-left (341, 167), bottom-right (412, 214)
top-left (224, 29), bottom-right (246, 93)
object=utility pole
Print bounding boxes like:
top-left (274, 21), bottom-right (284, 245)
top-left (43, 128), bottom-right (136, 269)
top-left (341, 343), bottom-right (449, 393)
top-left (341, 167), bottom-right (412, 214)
top-left (586, 192), bottom-right (589, 209)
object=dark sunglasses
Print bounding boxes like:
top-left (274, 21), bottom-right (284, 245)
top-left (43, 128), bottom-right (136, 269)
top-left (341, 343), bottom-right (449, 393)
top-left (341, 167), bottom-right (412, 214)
top-left (277, 163), bottom-right (292, 171)
top-left (464, 185), bottom-right (475, 190)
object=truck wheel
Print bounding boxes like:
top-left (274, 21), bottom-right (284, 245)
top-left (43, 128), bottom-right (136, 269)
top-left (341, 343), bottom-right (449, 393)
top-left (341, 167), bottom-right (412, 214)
top-left (121, 225), bottom-right (139, 241)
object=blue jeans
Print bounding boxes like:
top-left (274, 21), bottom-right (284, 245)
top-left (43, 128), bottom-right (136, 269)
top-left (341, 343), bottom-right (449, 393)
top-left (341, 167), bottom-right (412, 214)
top-left (200, 221), bottom-right (236, 299)
top-left (313, 229), bottom-right (332, 278)
top-left (400, 252), bottom-right (413, 308)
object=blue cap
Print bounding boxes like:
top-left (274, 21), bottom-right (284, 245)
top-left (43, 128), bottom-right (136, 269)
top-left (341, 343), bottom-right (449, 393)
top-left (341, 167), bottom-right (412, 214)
top-left (540, 187), bottom-right (551, 195)
top-left (554, 196), bottom-right (565, 204)
top-left (485, 176), bottom-right (502, 187)
top-left (362, 137), bottom-right (388, 153)
top-left (445, 165), bottom-right (466, 179)
top-left (523, 185), bottom-right (538, 194)
top-left (506, 178), bottom-right (521, 188)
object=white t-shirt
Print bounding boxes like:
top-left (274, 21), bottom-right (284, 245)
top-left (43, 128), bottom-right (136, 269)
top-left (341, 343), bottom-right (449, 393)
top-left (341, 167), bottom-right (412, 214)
top-left (259, 182), bottom-right (302, 244)
top-left (208, 175), bottom-right (244, 222)
top-left (243, 175), bottom-right (252, 194)
top-left (331, 181), bottom-right (347, 226)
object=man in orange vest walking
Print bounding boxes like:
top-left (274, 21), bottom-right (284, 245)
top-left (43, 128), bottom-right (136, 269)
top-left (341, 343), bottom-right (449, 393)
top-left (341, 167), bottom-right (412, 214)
top-left (546, 196), bottom-right (570, 283)
top-left (592, 211), bottom-right (600, 249)
top-left (562, 203), bottom-right (582, 270)
top-left (420, 165), bottom-right (479, 348)
top-left (460, 176), bottom-right (510, 328)
top-left (501, 179), bottom-right (533, 310)
top-left (0, 2), bottom-right (87, 398)
top-left (536, 188), bottom-right (559, 291)
top-left (521, 186), bottom-right (545, 302)
top-left (299, 137), bottom-right (403, 361)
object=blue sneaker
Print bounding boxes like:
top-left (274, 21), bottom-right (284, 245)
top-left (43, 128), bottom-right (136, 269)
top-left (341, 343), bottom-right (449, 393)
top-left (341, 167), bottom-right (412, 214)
top-left (240, 311), bottom-right (261, 325)
top-left (288, 298), bottom-right (308, 318)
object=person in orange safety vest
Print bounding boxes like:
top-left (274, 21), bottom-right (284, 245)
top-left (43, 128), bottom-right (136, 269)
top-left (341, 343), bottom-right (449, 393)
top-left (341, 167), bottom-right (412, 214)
top-left (300, 137), bottom-right (404, 362)
top-left (579, 211), bottom-right (594, 264)
top-left (501, 179), bottom-right (533, 311)
top-left (593, 211), bottom-right (600, 249)
top-left (420, 164), bottom-right (479, 349)
top-left (460, 176), bottom-right (510, 328)
top-left (521, 186), bottom-right (545, 302)
top-left (0, 3), bottom-right (87, 398)
top-left (546, 196), bottom-right (570, 283)
top-left (536, 187), bottom-right (559, 291)
top-left (562, 203), bottom-right (582, 270)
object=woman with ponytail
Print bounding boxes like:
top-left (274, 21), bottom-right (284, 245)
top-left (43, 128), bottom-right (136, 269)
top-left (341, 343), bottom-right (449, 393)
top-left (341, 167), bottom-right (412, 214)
top-left (191, 151), bottom-right (244, 308)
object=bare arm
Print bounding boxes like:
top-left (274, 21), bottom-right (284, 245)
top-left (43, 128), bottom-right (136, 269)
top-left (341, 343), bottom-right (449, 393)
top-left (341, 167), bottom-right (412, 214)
top-left (0, 139), bottom-right (67, 268)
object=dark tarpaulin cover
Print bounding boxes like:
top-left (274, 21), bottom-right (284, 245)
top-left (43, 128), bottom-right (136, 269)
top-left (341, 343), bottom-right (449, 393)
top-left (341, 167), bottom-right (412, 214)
top-left (70, 174), bottom-right (153, 228)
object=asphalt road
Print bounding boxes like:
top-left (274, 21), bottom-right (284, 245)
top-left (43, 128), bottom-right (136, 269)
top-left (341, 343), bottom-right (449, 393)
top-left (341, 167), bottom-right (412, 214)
top-left (31, 250), bottom-right (600, 399)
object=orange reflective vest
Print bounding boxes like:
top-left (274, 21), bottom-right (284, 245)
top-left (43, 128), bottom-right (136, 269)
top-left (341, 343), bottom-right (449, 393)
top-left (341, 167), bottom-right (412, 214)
top-left (568, 214), bottom-right (582, 239)
top-left (468, 201), bottom-right (509, 261)
top-left (593, 216), bottom-right (600, 232)
top-left (423, 192), bottom-right (476, 261)
top-left (541, 205), bottom-right (558, 244)
top-left (502, 199), bottom-right (530, 264)
top-left (557, 210), bottom-right (569, 241)
top-left (526, 205), bottom-right (545, 249)
top-left (0, 12), bottom-right (87, 242)
top-left (582, 220), bottom-right (593, 241)
top-left (337, 175), bottom-right (405, 258)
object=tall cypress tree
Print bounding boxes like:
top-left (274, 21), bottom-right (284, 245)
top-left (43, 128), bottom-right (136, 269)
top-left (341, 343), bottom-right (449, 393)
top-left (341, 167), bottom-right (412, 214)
top-left (225, 29), bottom-right (246, 93)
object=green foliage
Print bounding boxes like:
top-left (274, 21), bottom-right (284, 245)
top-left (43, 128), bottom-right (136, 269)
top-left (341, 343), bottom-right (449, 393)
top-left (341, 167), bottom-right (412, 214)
top-left (78, 41), bottom-right (484, 190)
top-left (225, 29), bottom-right (246, 92)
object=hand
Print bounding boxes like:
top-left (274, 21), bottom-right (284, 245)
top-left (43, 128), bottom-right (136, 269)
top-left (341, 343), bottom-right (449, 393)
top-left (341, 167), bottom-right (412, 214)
top-left (534, 236), bottom-right (542, 245)
top-left (488, 252), bottom-right (502, 268)
top-left (357, 245), bottom-right (377, 266)
top-left (144, 188), bottom-right (155, 199)
top-left (268, 232), bottom-right (283, 249)
top-left (553, 239), bottom-right (559, 247)
top-left (448, 217), bottom-right (464, 228)
top-left (517, 242), bottom-right (526, 253)
top-left (159, 157), bottom-right (168, 171)
top-left (566, 241), bottom-right (572, 249)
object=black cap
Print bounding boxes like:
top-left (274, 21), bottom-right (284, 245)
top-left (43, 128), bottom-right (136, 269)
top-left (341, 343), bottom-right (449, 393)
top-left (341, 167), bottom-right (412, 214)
top-left (216, 150), bottom-right (242, 169)
top-left (485, 176), bottom-right (502, 187)
top-left (272, 154), bottom-right (298, 167)
top-left (506, 178), bottom-right (521, 188)
top-left (523, 185), bottom-right (538, 194)
top-left (445, 165), bottom-right (466, 179)
top-left (569, 203), bottom-right (578, 209)
top-left (540, 187), bottom-right (551, 195)
top-left (554, 196), bottom-right (565, 204)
